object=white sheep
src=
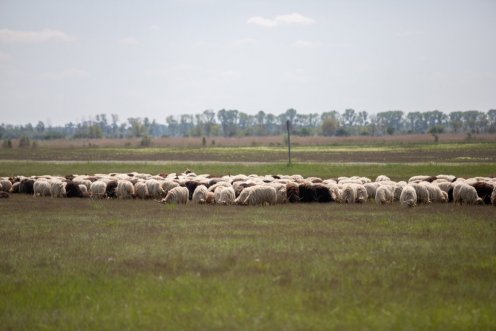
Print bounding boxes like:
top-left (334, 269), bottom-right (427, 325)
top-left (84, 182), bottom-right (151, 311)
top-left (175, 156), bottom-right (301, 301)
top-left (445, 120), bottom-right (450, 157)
top-left (50, 181), bottom-right (66, 198)
top-left (116, 180), bottom-right (135, 199)
top-left (161, 186), bottom-right (189, 204)
top-left (236, 185), bottom-right (277, 206)
top-left (400, 185), bottom-right (417, 207)
top-left (375, 185), bottom-right (393, 205)
top-left (454, 183), bottom-right (483, 205)
top-left (354, 184), bottom-right (368, 203)
top-left (146, 179), bottom-right (165, 199)
top-left (412, 183), bottom-right (431, 204)
top-left (0, 179), bottom-right (12, 192)
top-left (364, 182), bottom-right (379, 200)
top-left (491, 186), bottom-right (496, 206)
top-left (375, 175), bottom-right (391, 182)
top-left (33, 180), bottom-right (51, 197)
top-left (217, 186), bottom-right (236, 205)
top-left (134, 181), bottom-right (149, 199)
top-left (341, 185), bottom-right (356, 204)
top-left (192, 185), bottom-right (209, 204)
top-left (423, 182), bottom-right (447, 203)
top-left (393, 181), bottom-right (407, 201)
top-left (90, 181), bottom-right (107, 199)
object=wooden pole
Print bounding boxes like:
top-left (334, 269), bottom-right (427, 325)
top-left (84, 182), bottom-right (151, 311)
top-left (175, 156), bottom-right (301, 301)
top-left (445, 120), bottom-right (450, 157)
top-left (286, 119), bottom-right (291, 166)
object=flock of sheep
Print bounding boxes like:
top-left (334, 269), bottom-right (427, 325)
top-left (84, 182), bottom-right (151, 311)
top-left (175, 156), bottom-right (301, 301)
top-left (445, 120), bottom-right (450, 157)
top-left (1, 170), bottom-right (496, 207)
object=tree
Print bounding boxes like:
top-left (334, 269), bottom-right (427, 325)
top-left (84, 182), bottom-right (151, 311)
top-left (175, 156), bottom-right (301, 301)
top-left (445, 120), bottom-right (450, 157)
top-left (341, 109), bottom-right (357, 127)
top-left (321, 118), bottom-right (338, 136)
top-left (217, 109), bottom-right (239, 137)
top-left (35, 121), bottom-right (45, 134)
top-left (166, 116), bottom-right (178, 136)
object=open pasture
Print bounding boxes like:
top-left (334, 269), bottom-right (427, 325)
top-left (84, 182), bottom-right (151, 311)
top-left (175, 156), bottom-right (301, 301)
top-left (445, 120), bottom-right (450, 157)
top-left (1, 141), bottom-right (495, 330)
top-left (1, 195), bottom-right (495, 330)
top-left (1, 139), bottom-right (496, 163)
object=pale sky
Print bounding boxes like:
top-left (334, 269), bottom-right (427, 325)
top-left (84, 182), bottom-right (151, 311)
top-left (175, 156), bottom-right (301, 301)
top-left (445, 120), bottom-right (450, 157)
top-left (1, 0), bottom-right (495, 125)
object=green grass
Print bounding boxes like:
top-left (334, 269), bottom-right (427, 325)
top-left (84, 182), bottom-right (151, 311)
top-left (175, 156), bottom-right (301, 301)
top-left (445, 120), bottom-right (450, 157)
top-left (1, 196), bottom-right (495, 330)
top-left (1, 141), bottom-right (495, 163)
top-left (1, 161), bottom-right (495, 181)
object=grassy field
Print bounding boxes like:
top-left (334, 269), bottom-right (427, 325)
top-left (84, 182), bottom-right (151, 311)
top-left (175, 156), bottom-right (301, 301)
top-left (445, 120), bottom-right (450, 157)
top-left (1, 141), bottom-right (496, 163)
top-left (1, 196), bottom-right (495, 330)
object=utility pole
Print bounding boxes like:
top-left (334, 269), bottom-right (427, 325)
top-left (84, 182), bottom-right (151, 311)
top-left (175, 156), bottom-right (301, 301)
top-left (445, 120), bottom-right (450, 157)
top-left (286, 119), bottom-right (291, 166)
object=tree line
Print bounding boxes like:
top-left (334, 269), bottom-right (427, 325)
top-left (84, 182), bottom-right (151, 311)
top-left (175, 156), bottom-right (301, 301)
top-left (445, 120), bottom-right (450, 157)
top-left (1, 109), bottom-right (495, 141)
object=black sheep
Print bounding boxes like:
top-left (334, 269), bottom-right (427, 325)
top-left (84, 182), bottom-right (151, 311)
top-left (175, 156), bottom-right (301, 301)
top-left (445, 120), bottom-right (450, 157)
top-left (185, 181), bottom-right (200, 200)
top-left (298, 183), bottom-right (315, 203)
top-left (471, 182), bottom-right (494, 205)
top-left (314, 183), bottom-right (333, 203)
top-left (106, 180), bottom-right (118, 199)
top-left (65, 181), bottom-right (83, 198)
top-left (19, 179), bottom-right (35, 195)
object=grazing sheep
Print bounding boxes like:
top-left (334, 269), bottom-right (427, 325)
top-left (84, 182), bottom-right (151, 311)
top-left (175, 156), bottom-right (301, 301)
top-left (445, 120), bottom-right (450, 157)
top-left (341, 185), bottom-right (356, 204)
top-left (161, 186), bottom-right (189, 204)
top-left (49, 181), bottom-right (66, 198)
top-left (298, 183), bottom-right (316, 203)
top-left (286, 182), bottom-right (300, 203)
top-left (134, 181), bottom-right (149, 199)
top-left (0, 179), bottom-right (12, 192)
top-left (375, 185), bottom-right (393, 205)
top-left (19, 178), bottom-right (35, 195)
top-left (65, 181), bottom-right (84, 198)
top-left (33, 180), bottom-right (51, 197)
top-left (146, 179), bottom-right (165, 199)
top-left (205, 191), bottom-right (215, 204)
top-left (192, 185), bottom-right (209, 204)
top-left (10, 181), bottom-right (20, 193)
top-left (400, 185), bottom-right (417, 207)
top-left (353, 184), bottom-right (368, 203)
top-left (106, 180), bottom-right (118, 199)
top-left (364, 182), bottom-right (379, 200)
top-left (375, 175), bottom-right (391, 182)
top-left (491, 186), bottom-right (496, 206)
top-left (436, 174), bottom-right (456, 182)
top-left (471, 182), bottom-right (494, 204)
top-left (185, 181), bottom-right (201, 200)
top-left (78, 184), bottom-right (88, 195)
top-left (90, 181), bottom-right (107, 199)
top-left (455, 183), bottom-right (483, 205)
top-left (217, 186), bottom-right (236, 205)
top-left (116, 180), bottom-right (135, 199)
top-left (161, 180), bottom-right (180, 195)
top-left (412, 183), bottom-right (431, 204)
top-left (236, 185), bottom-right (277, 206)
top-left (423, 182), bottom-right (447, 203)
top-left (393, 181), bottom-right (407, 201)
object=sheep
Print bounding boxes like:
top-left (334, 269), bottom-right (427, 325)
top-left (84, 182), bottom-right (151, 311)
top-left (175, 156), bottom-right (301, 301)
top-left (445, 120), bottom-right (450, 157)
top-left (217, 187), bottom-right (236, 205)
top-left (393, 181), bottom-right (407, 201)
top-left (436, 174), bottom-right (456, 182)
top-left (146, 179), bottom-right (165, 199)
top-left (19, 178), bottom-right (35, 194)
top-left (205, 191), bottom-right (215, 204)
top-left (364, 182), bottom-right (379, 200)
top-left (10, 182), bottom-right (20, 193)
top-left (192, 185), bottom-right (209, 204)
top-left (491, 186), bottom-right (496, 206)
top-left (134, 181), bottom-right (149, 199)
top-left (375, 175), bottom-right (391, 182)
top-left (454, 183), bottom-right (483, 205)
top-left (375, 185), bottom-right (393, 205)
top-left (286, 182), bottom-right (300, 203)
top-left (65, 181), bottom-right (84, 198)
top-left (341, 185), bottom-right (356, 204)
top-left (0, 179), bottom-right (12, 192)
top-left (89, 181), bottom-right (107, 199)
top-left (106, 180), bottom-right (118, 199)
top-left (412, 183), bottom-right (431, 204)
top-left (185, 180), bottom-right (201, 200)
top-left (161, 186), bottom-right (189, 204)
top-left (423, 182), bottom-right (447, 203)
top-left (471, 182), bottom-right (494, 205)
top-left (50, 180), bottom-right (66, 198)
top-left (236, 185), bottom-right (277, 206)
top-left (400, 185), bottom-right (417, 207)
top-left (33, 180), bottom-right (51, 197)
top-left (0, 191), bottom-right (9, 198)
top-left (269, 183), bottom-right (288, 204)
top-left (298, 183), bottom-right (316, 203)
top-left (161, 180), bottom-right (180, 195)
top-left (116, 180), bottom-right (135, 199)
